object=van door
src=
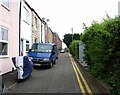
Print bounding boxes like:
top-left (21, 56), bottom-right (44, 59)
top-left (52, 45), bottom-right (57, 63)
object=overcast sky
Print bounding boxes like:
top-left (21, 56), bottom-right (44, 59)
top-left (27, 0), bottom-right (119, 47)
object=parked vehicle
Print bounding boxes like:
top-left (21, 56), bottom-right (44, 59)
top-left (28, 43), bottom-right (58, 68)
top-left (12, 56), bottom-right (33, 81)
top-left (60, 49), bottom-right (65, 53)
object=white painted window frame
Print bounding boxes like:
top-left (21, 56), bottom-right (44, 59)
top-left (1, 0), bottom-right (10, 11)
top-left (0, 26), bottom-right (9, 57)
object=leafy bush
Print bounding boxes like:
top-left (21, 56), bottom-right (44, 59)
top-left (81, 21), bottom-right (110, 66)
top-left (69, 40), bottom-right (81, 59)
top-left (103, 17), bottom-right (120, 94)
top-left (81, 16), bottom-right (120, 94)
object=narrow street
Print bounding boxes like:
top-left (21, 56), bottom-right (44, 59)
top-left (3, 53), bottom-right (110, 94)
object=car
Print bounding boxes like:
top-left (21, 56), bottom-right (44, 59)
top-left (28, 43), bottom-right (58, 68)
top-left (60, 49), bottom-right (65, 53)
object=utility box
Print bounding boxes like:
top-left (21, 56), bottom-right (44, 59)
top-left (79, 43), bottom-right (85, 62)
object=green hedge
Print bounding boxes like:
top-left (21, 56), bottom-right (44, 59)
top-left (69, 40), bottom-right (81, 59)
top-left (81, 17), bottom-right (120, 94)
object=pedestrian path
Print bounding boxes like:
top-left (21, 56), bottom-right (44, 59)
top-left (2, 70), bottom-right (17, 90)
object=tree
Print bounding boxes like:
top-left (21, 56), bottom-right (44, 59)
top-left (63, 33), bottom-right (81, 48)
top-left (63, 34), bottom-right (72, 48)
top-left (81, 16), bottom-right (120, 94)
top-left (73, 33), bottom-right (81, 40)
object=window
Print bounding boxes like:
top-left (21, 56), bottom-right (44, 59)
top-left (35, 38), bottom-right (37, 43)
top-left (24, 7), bottom-right (30, 24)
top-left (20, 39), bottom-right (23, 52)
top-left (0, 26), bottom-right (8, 56)
top-left (2, 0), bottom-right (9, 8)
top-left (31, 44), bottom-right (52, 53)
top-left (26, 41), bottom-right (29, 52)
top-left (34, 17), bottom-right (37, 30)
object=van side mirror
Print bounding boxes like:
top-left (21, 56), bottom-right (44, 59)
top-left (29, 49), bottom-right (31, 52)
top-left (52, 50), bottom-right (55, 54)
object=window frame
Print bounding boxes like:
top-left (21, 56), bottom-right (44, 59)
top-left (20, 39), bottom-right (23, 53)
top-left (34, 17), bottom-right (37, 31)
top-left (0, 26), bottom-right (9, 57)
top-left (26, 40), bottom-right (29, 52)
top-left (1, 0), bottom-right (10, 10)
top-left (23, 6), bottom-right (30, 24)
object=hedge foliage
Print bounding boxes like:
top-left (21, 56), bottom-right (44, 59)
top-left (81, 16), bottom-right (120, 94)
top-left (69, 40), bottom-right (81, 59)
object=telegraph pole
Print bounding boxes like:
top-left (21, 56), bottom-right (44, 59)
top-left (41, 17), bottom-right (49, 43)
top-left (71, 28), bottom-right (73, 41)
top-left (118, 1), bottom-right (120, 16)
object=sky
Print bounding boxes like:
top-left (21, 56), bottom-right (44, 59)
top-left (27, 0), bottom-right (119, 48)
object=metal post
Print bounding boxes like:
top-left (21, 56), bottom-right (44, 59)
top-left (41, 19), bottom-right (43, 43)
top-left (46, 19), bottom-right (49, 43)
top-left (71, 28), bottom-right (73, 41)
top-left (118, 1), bottom-right (120, 16)
top-left (41, 18), bottom-right (49, 43)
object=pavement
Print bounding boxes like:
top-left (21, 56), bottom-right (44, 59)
top-left (77, 60), bottom-right (113, 94)
top-left (2, 70), bottom-right (18, 90)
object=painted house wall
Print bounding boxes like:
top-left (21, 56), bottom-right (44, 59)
top-left (0, 0), bottom-right (20, 75)
top-left (20, 0), bottom-right (32, 56)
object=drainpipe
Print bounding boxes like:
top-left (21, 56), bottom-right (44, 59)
top-left (19, 0), bottom-right (22, 56)
top-left (41, 19), bottom-right (43, 43)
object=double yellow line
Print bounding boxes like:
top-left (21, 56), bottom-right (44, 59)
top-left (69, 53), bottom-right (93, 95)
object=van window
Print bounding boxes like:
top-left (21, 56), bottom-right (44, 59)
top-left (53, 45), bottom-right (57, 51)
top-left (31, 44), bottom-right (52, 53)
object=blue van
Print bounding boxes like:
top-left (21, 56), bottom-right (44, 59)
top-left (28, 43), bottom-right (58, 68)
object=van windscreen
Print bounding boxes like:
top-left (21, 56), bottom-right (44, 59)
top-left (31, 44), bottom-right (52, 53)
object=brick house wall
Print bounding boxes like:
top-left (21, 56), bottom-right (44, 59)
top-left (31, 8), bottom-right (40, 43)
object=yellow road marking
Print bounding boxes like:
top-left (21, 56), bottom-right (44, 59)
top-left (69, 53), bottom-right (93, 95)
top-left (70, 57), bottom-right (86, 94)
top-left (73, 60), bottom-right (93, 95)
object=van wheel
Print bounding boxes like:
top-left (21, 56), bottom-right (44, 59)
top-left (53, 60), bottom-right (56, 64)
top-left (49, 62), bottom-right (52, 68)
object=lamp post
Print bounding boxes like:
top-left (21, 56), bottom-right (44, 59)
top-left (40, 18), bottom-right (45, 43)
top-left (46, 19), bottom-right (49, 43)
top-left (118, 1), bottom-right (120, 16)
top-left (71, 28), bottom-right (73, 41)
top-left (41, 18), bottom-right (49, 43)
top-left (41, 19), bottom-right (42, 43)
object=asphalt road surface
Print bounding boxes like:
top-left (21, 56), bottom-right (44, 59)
top-left (3, 52), bottom-right (110, 94)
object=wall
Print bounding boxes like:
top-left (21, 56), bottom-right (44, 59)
top-left (0, 0), bottom-right (20, 74)
top-left (20, 0), bottom-right (32, 55)
top-left (48, 28), bottom-right (54, 43)
top-left (31, 10), bottom-right (40, 43)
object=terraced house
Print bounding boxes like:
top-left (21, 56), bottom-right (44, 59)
top-left (20, 0), bottom-right (32, 56)
top-left (31, 8), bottom-right (41, 43)
top-left (0, 0), bottom-right (62, 75)
top-left (0, 0), bottom-right (20, 74)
